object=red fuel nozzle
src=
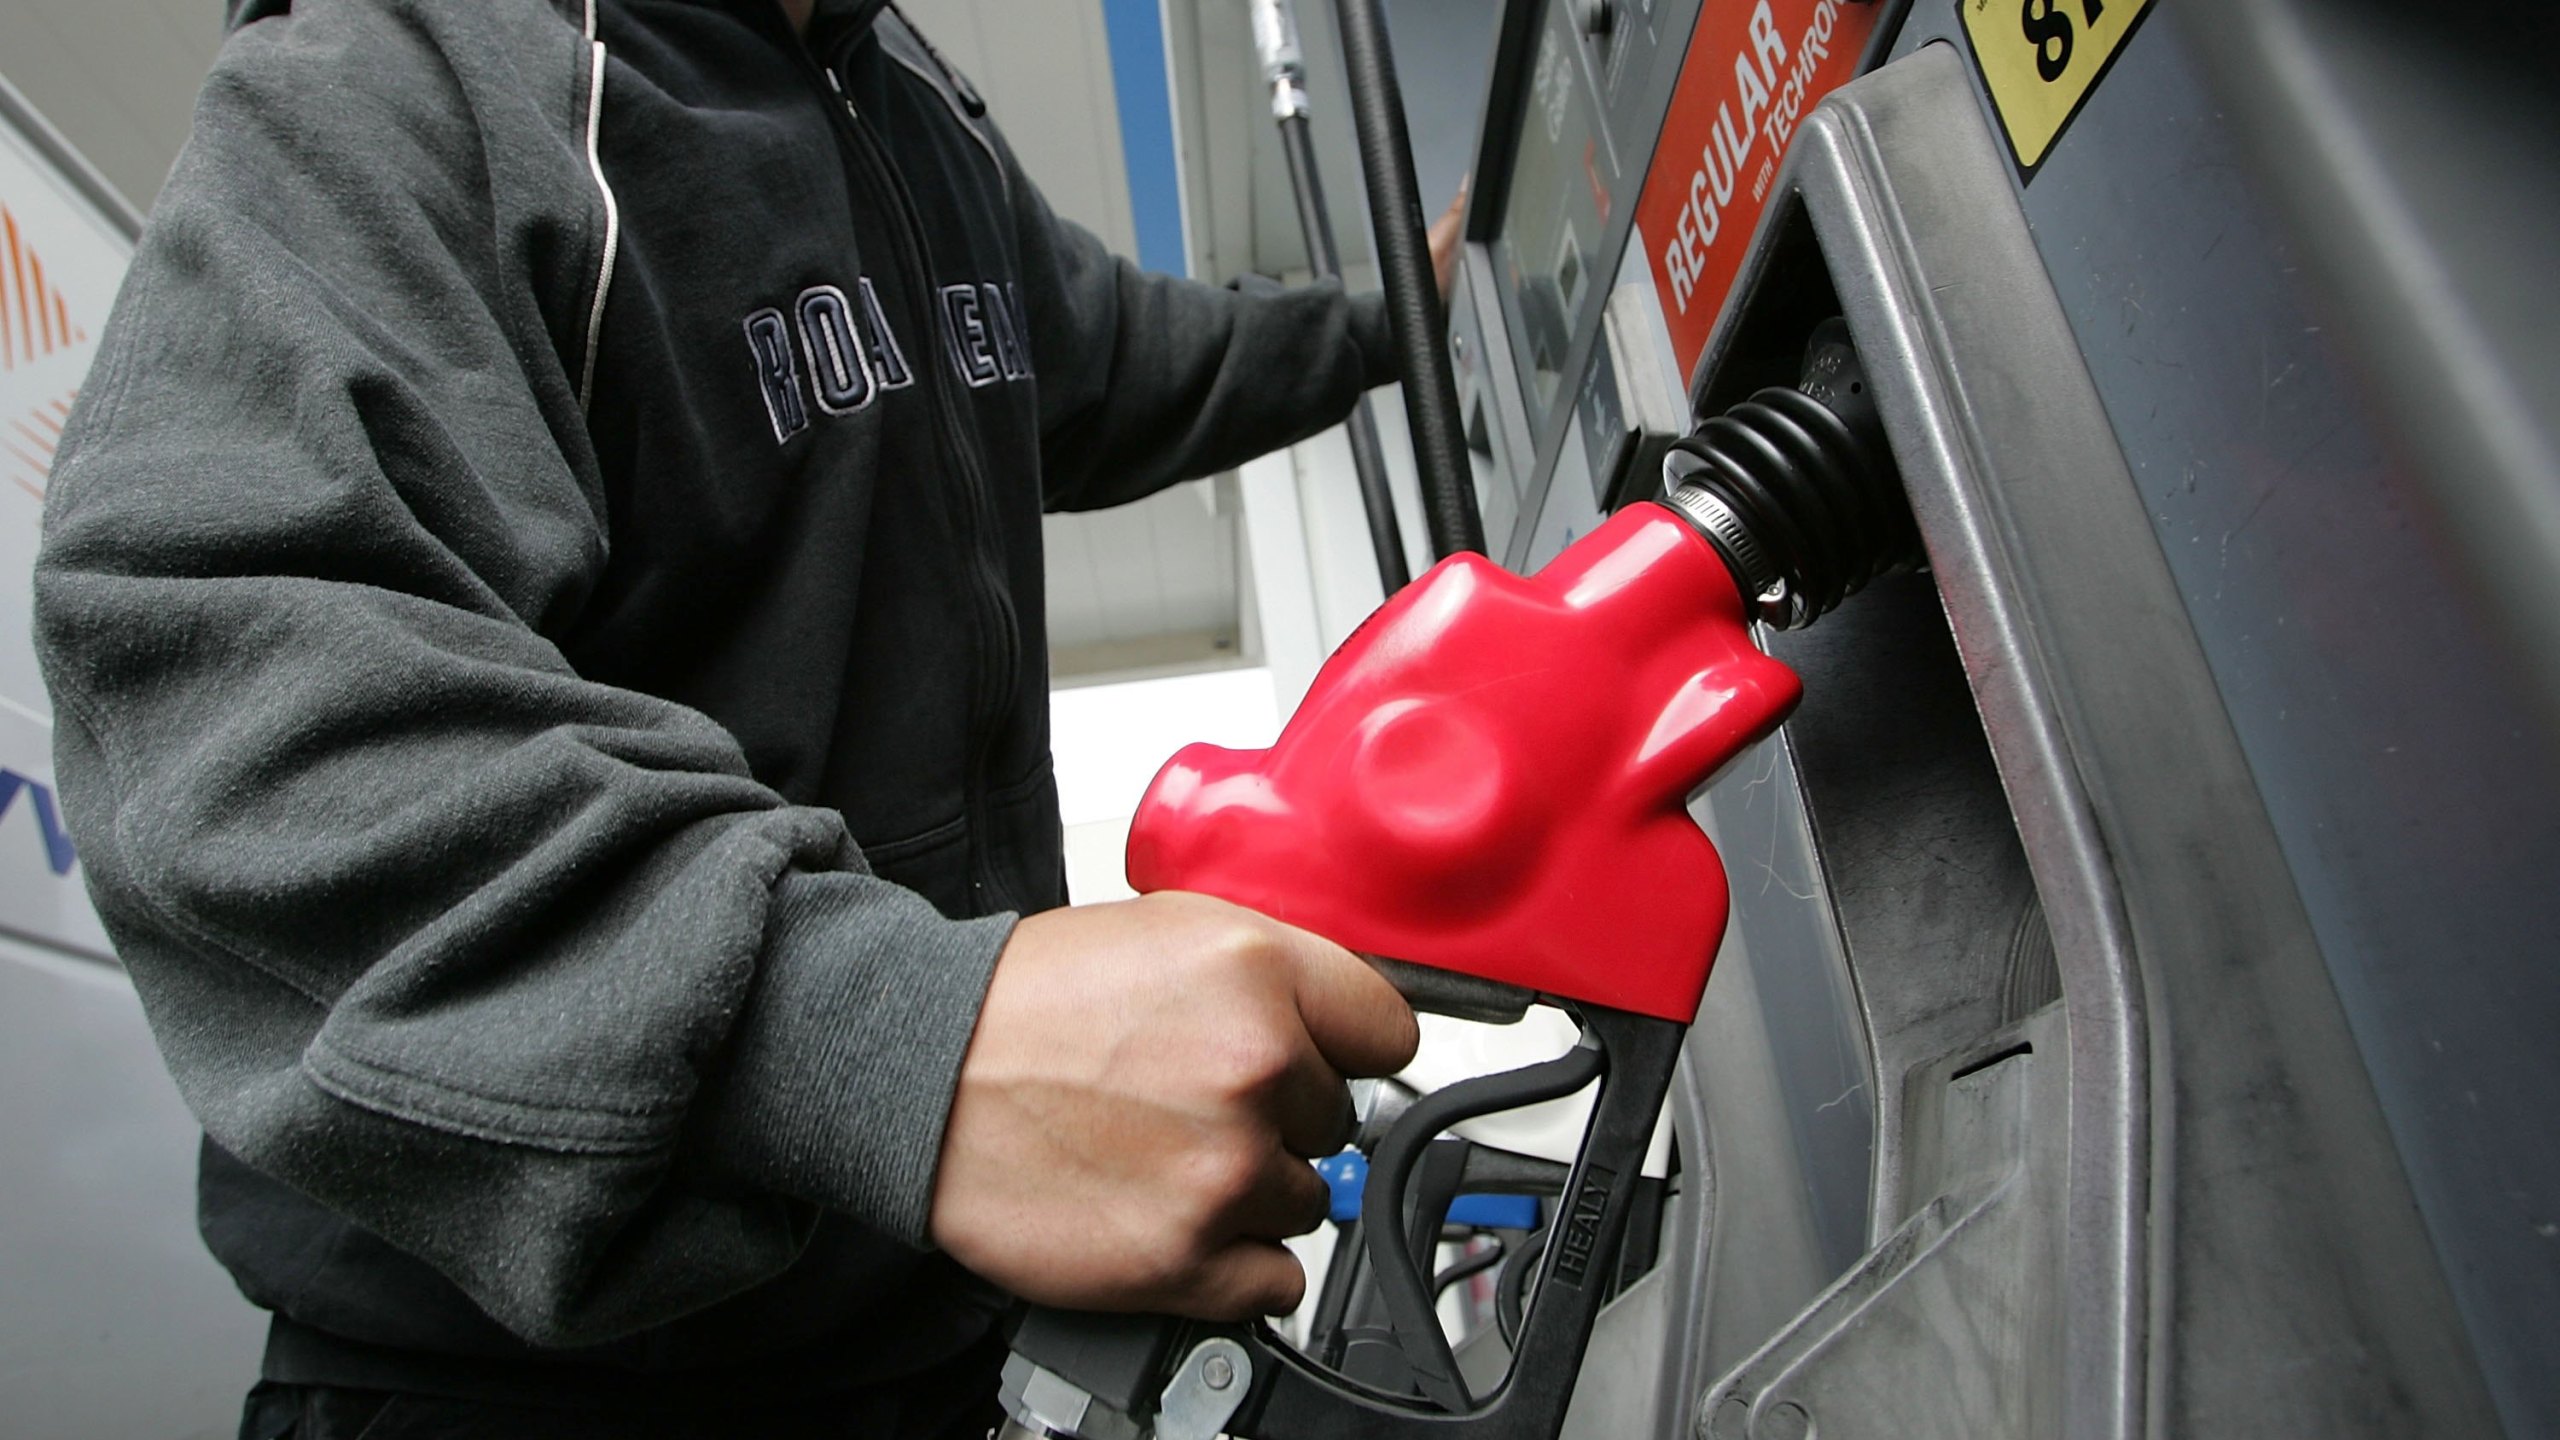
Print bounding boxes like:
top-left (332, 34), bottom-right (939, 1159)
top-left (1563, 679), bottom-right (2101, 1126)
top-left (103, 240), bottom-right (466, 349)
top-left (1127, 502), bottom-right (1795, 1022)
top-left (1124, 319), bottom-right (1916, 1025)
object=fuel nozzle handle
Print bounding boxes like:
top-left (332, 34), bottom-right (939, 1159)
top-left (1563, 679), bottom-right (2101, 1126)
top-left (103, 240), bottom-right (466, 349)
top-left (1250, 0), bottom-right (1310, 119)
top-left (1660, 318), bottom-right (1921, 629)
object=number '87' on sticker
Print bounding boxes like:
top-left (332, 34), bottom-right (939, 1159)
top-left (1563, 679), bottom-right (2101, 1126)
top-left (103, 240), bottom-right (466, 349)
top-left (1959, 0), bottom-right (2157, 176)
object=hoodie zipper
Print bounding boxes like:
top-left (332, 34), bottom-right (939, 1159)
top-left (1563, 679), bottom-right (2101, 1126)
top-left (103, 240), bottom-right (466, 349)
top-left (799, 42), bottom-right (1024, 911)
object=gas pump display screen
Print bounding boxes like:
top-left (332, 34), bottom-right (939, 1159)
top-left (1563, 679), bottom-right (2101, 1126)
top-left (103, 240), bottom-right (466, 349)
top-left (1496, 9), bottom-right (1611, 418)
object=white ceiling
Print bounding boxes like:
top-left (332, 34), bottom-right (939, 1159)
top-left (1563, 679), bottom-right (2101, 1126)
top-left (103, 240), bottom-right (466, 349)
top-left (0, 0), bottom-right (219, 216)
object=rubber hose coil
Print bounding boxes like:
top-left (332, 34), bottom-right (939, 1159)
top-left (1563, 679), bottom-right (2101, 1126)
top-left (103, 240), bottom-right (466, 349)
top-left (1662, 318), bottom-right (1920, 628)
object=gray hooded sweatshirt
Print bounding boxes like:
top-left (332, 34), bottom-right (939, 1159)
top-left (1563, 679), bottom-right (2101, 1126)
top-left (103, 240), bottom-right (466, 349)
top-left (32, 0), bottom-right (1392, 1399)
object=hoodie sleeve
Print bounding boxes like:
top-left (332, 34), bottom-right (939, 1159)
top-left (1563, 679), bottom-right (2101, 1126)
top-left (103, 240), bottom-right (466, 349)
top-left (999, 140), bottom-right (1400, 513)
top-left (32, 3), bottom-right (1008, 1347)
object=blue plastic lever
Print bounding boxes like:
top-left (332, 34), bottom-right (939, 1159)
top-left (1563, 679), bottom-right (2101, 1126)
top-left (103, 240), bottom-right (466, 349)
top-left (1314, 1151), bottom-right (1541, 1231)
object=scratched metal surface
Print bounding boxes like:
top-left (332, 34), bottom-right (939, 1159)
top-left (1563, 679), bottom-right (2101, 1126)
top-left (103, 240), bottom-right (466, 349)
top-left (1889, 14), bottom-right (2560, 1434)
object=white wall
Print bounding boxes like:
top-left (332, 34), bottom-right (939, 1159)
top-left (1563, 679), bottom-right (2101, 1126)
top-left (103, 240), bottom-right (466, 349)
top-left (1051, 665), bottom-right (1284, 903)
top-left (1238, 380), bottom-right (1439, 713)
top-left (0, 91), bottom-right (266, 1438)
top-left (0, 937), bottom-right (260, 1440)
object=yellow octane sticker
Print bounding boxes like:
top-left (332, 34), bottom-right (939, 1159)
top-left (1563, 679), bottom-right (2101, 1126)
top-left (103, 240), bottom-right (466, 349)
top-left (1959, 0), bottom-right (2156, 174)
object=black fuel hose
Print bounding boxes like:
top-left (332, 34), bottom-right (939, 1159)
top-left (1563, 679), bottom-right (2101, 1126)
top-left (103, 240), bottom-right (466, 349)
top-left (1279, 112), bottom-right (1413, 595)
top-left (1432, 1236), bottom-right (1508, 1297)
top-left (1331, 0), bottom-right (1485, 558)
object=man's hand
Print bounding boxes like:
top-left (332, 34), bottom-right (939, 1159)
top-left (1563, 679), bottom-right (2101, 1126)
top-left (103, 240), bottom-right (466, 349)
top-left (1429, 177), bottom-right (1470, 301)
top-left (929, 892), bottom-right (1419, 1320)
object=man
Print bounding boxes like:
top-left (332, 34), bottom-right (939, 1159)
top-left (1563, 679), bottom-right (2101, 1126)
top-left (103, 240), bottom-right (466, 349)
top-left (33, 0), bottom-right (1438, 1434)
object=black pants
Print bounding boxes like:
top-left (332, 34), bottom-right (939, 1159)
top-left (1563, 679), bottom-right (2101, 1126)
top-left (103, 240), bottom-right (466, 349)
top-left (237, 1337), bottom-right (1005, 1440)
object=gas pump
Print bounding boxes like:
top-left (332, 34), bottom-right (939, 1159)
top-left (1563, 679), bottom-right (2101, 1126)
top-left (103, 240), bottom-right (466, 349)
top-left (1007, 0), bottom-right (2558, 1436)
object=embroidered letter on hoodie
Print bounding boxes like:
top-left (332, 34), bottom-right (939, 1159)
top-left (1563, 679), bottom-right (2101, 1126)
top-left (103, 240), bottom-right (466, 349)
top-left (748, 276), bottom-right (1029, 441)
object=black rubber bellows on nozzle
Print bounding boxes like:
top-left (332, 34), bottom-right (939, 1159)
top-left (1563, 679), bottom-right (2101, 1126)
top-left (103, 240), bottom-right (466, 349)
top-left (1662, 319), bottom-right (1921, 628)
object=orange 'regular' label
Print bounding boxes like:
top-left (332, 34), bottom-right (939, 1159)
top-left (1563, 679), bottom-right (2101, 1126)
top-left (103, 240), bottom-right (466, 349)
top-left (1632, 0), bottom-right (1881, 385)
